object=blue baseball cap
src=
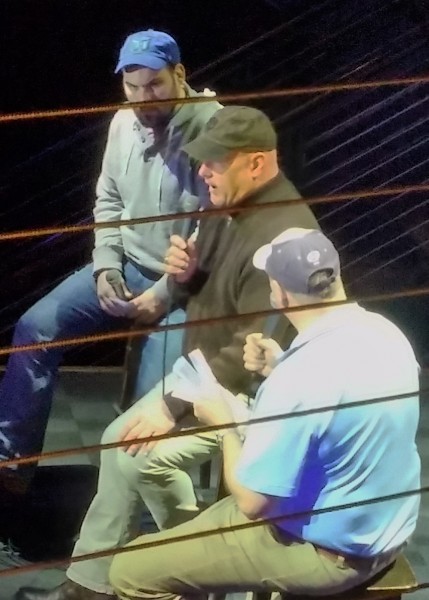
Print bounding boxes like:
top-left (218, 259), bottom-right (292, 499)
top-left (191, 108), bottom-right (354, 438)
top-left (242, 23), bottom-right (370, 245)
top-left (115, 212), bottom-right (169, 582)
top-left (253, 229), bottom-right (340, 295)
top-left (115, 30), bottom-right (181, 73)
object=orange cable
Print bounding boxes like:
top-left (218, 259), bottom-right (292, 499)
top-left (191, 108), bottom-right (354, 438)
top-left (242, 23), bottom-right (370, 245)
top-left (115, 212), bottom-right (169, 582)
top-left (1, 183), bottom-right (429, 242)
top-left (0, 484), bottom-right (427, 577)
top-left (0, 287), bottom-right (428, 360)
top-left (1, 385), bottom-right (426, 464)
top-left (2, 74), bottom-right (429, 123)
top-left (0, 386), bottom-right (424, 469)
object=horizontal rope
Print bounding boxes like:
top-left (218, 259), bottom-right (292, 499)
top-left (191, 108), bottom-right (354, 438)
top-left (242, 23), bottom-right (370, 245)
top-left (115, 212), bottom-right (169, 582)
top-left (1, 183), bottom-right (429, 242)
top-left (0, 484), bottom-right (426, 578)
top-left (0, 287), bottom-right (428, 360)
top-left (2, 75), bottom-right (429, 124)
top-left (0, 385), bottom-right (424, 469)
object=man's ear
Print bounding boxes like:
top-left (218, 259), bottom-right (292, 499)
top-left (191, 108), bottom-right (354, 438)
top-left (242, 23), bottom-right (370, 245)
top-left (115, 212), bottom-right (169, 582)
top-left (270, 278), bottom-right (289, 309)
top-left (249, 152), bottom-right (265, 178)
top-left (174, 63), bottom-right (186, 86)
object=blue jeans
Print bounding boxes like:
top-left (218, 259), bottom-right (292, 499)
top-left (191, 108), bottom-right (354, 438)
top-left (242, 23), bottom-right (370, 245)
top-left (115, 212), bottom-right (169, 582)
top-left (0, 261), bottom-right (185, 471)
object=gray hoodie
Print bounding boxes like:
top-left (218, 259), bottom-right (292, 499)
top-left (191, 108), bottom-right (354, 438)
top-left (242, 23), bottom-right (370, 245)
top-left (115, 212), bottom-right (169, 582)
top-left (92, 85), bottom-right (221, 276)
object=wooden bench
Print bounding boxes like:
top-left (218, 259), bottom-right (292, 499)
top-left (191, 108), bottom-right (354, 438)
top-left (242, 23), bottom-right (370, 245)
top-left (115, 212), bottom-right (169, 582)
top-left (113, 325), bottom-right (143, 416)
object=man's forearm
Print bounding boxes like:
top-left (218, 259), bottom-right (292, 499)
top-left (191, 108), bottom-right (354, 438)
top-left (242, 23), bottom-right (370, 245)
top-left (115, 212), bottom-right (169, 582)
top-left (150, 274), bottom-right (171, 304)
top-left (92, 243), bottom-right (124, 273)
top-left (220, 429), bottom-right (273, 519)
top-left (220, 430), bottom-right (248, 499)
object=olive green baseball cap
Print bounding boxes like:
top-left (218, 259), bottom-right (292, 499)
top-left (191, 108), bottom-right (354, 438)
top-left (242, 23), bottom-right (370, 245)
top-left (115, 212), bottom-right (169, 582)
top-left (182, 106), bottom-right (277, 161)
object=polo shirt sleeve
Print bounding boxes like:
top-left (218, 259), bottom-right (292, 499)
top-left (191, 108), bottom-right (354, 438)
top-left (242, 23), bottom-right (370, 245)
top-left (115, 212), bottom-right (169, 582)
top-left (236, 365), bottom-right (334, 498)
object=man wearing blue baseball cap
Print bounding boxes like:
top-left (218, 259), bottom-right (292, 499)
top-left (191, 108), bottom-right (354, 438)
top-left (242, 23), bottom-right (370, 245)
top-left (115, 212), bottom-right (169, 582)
top-left (116, 30), bottom-right (181, 72)
top-left (114, 29), bottom-right (191, 128)
top-left (103, 228), bottom-right (420, 600)
top-left (0, 30), bottom-right (220, 504)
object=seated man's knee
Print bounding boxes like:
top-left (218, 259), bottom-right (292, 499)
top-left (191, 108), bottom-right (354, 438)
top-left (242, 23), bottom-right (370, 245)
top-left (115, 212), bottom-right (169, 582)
top-left (116, 440), bottom-right (179, 488)
top-left (109, 552), bottom-right (130, 598)
top-left (101, 416), bottom-right (123, 446)
top-left (15, 305), bottom-right (51, 344)
top-left (15, 292), bottom-right (67, 345)
top-left (100, 416), bottom-right (160, 485)
top-left (110, 542), bottom-right (159, 598)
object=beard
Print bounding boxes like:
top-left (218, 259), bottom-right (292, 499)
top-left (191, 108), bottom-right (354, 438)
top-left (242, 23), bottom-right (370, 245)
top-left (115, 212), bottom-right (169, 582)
top-left (134, 80), bottom-right (182, 129)
top-left (135, 106), bottom-right (173, 128)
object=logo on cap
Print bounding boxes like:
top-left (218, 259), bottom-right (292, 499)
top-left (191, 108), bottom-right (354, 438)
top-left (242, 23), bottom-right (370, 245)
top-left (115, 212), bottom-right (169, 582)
top-left (307, 250), bottom-right (321, 265)
top-left (131, 38), bottom-right (151, 53)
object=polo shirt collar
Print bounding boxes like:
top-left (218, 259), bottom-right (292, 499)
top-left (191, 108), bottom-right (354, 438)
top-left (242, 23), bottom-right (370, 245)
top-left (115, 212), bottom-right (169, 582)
top-left (289, 303), bottom-right (364, 351)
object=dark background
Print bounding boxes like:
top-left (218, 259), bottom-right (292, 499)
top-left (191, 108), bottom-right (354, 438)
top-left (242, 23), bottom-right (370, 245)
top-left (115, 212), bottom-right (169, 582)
top-left (1, 0), bottom-right (429, 366)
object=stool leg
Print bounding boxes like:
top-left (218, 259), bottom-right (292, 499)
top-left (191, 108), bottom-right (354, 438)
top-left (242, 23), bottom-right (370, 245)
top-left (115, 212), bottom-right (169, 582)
top-left (113, 334), bottom-right (142, 415)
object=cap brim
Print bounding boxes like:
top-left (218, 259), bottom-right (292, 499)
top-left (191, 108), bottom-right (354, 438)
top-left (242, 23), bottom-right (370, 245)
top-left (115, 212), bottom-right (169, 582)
top-left (253, 244), bottom-right (272, 271)
top-left (115, 55), bottom-right (168, 73)
top-left (182, 135), bottom-right (231, 162)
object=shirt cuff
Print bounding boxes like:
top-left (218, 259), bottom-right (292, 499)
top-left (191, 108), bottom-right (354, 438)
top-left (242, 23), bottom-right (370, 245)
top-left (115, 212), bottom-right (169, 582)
top-left (92, 246), bottom-right (123, 273)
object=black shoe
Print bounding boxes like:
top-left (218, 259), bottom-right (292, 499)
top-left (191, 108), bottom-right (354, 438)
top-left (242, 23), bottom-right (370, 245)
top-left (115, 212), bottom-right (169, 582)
top-left (0, 472), bottom-right (27, 539)
top-left (0, 467), bottom-right (29, 495)
top-left (15, 580), bottom-right (115, 600)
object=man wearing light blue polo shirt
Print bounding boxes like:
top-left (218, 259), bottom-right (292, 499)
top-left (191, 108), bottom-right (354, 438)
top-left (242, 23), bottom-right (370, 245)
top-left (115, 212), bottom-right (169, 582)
top-left (107, 227), bottom-right (420, 600)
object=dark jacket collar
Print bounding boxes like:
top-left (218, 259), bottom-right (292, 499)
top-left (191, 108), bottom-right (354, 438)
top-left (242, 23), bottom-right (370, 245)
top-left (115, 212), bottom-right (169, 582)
top-left (232, 172), bottom-right (292, 220)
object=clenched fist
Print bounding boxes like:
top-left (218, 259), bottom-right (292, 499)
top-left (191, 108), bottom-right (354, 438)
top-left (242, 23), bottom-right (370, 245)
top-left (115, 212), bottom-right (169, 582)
top-left (243, 333), bottom-right (283, 378)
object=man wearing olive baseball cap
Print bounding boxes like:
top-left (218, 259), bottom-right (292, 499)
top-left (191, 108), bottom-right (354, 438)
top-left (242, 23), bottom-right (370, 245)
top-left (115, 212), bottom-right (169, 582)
top-left (179, 106), bottom-right (280, 207)
top-left (182, 105), bottom-right (277, 161)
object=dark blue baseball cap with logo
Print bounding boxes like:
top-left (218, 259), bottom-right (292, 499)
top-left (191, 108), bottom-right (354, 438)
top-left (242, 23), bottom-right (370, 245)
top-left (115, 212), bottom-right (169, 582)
top-left (115, 30), bottom-right (181, 73)
top-left (253, 229), bottom-right (341, 295)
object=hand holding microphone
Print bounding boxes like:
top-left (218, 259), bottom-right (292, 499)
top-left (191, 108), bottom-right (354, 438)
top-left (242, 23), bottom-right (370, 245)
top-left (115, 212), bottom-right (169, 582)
top-left (97, 269), bottom-right (133, 317)
top-left (164, 196), bottom-right (199, 283)
top-left (105, 270), bottom-right (132, 300)
top-left (165, 235), bottom-right (198, 282)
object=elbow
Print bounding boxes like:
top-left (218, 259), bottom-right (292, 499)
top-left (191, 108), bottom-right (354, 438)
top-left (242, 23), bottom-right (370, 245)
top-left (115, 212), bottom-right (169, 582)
top-left (236, 496), bottom-right (268, 521)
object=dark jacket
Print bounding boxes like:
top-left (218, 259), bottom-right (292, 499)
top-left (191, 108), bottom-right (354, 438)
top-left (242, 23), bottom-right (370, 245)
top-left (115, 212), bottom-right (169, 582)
top-left (171, 172), bottom-right (320, 395)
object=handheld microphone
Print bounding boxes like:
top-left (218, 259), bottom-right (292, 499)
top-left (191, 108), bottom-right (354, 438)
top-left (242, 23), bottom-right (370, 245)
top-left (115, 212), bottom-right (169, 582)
top-left (161, 196), bottom-right (200, 398)
top-left (174, 195), bottom-right (200, 241)
top-left (105, 270), bottom-right (128, 301)
top-left (261, 313), bottom-right (280, 340)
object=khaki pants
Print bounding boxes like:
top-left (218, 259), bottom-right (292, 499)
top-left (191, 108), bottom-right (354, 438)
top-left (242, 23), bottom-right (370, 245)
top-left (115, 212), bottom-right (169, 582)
top-left (109, 496), bottom-right (385, 600)
top-left (67, 375), bottom-right (219, 595)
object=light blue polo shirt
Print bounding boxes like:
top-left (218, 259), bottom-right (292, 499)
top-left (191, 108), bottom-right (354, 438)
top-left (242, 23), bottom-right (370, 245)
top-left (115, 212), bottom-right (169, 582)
top-left (236, 304), bottom-right (421, 557)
